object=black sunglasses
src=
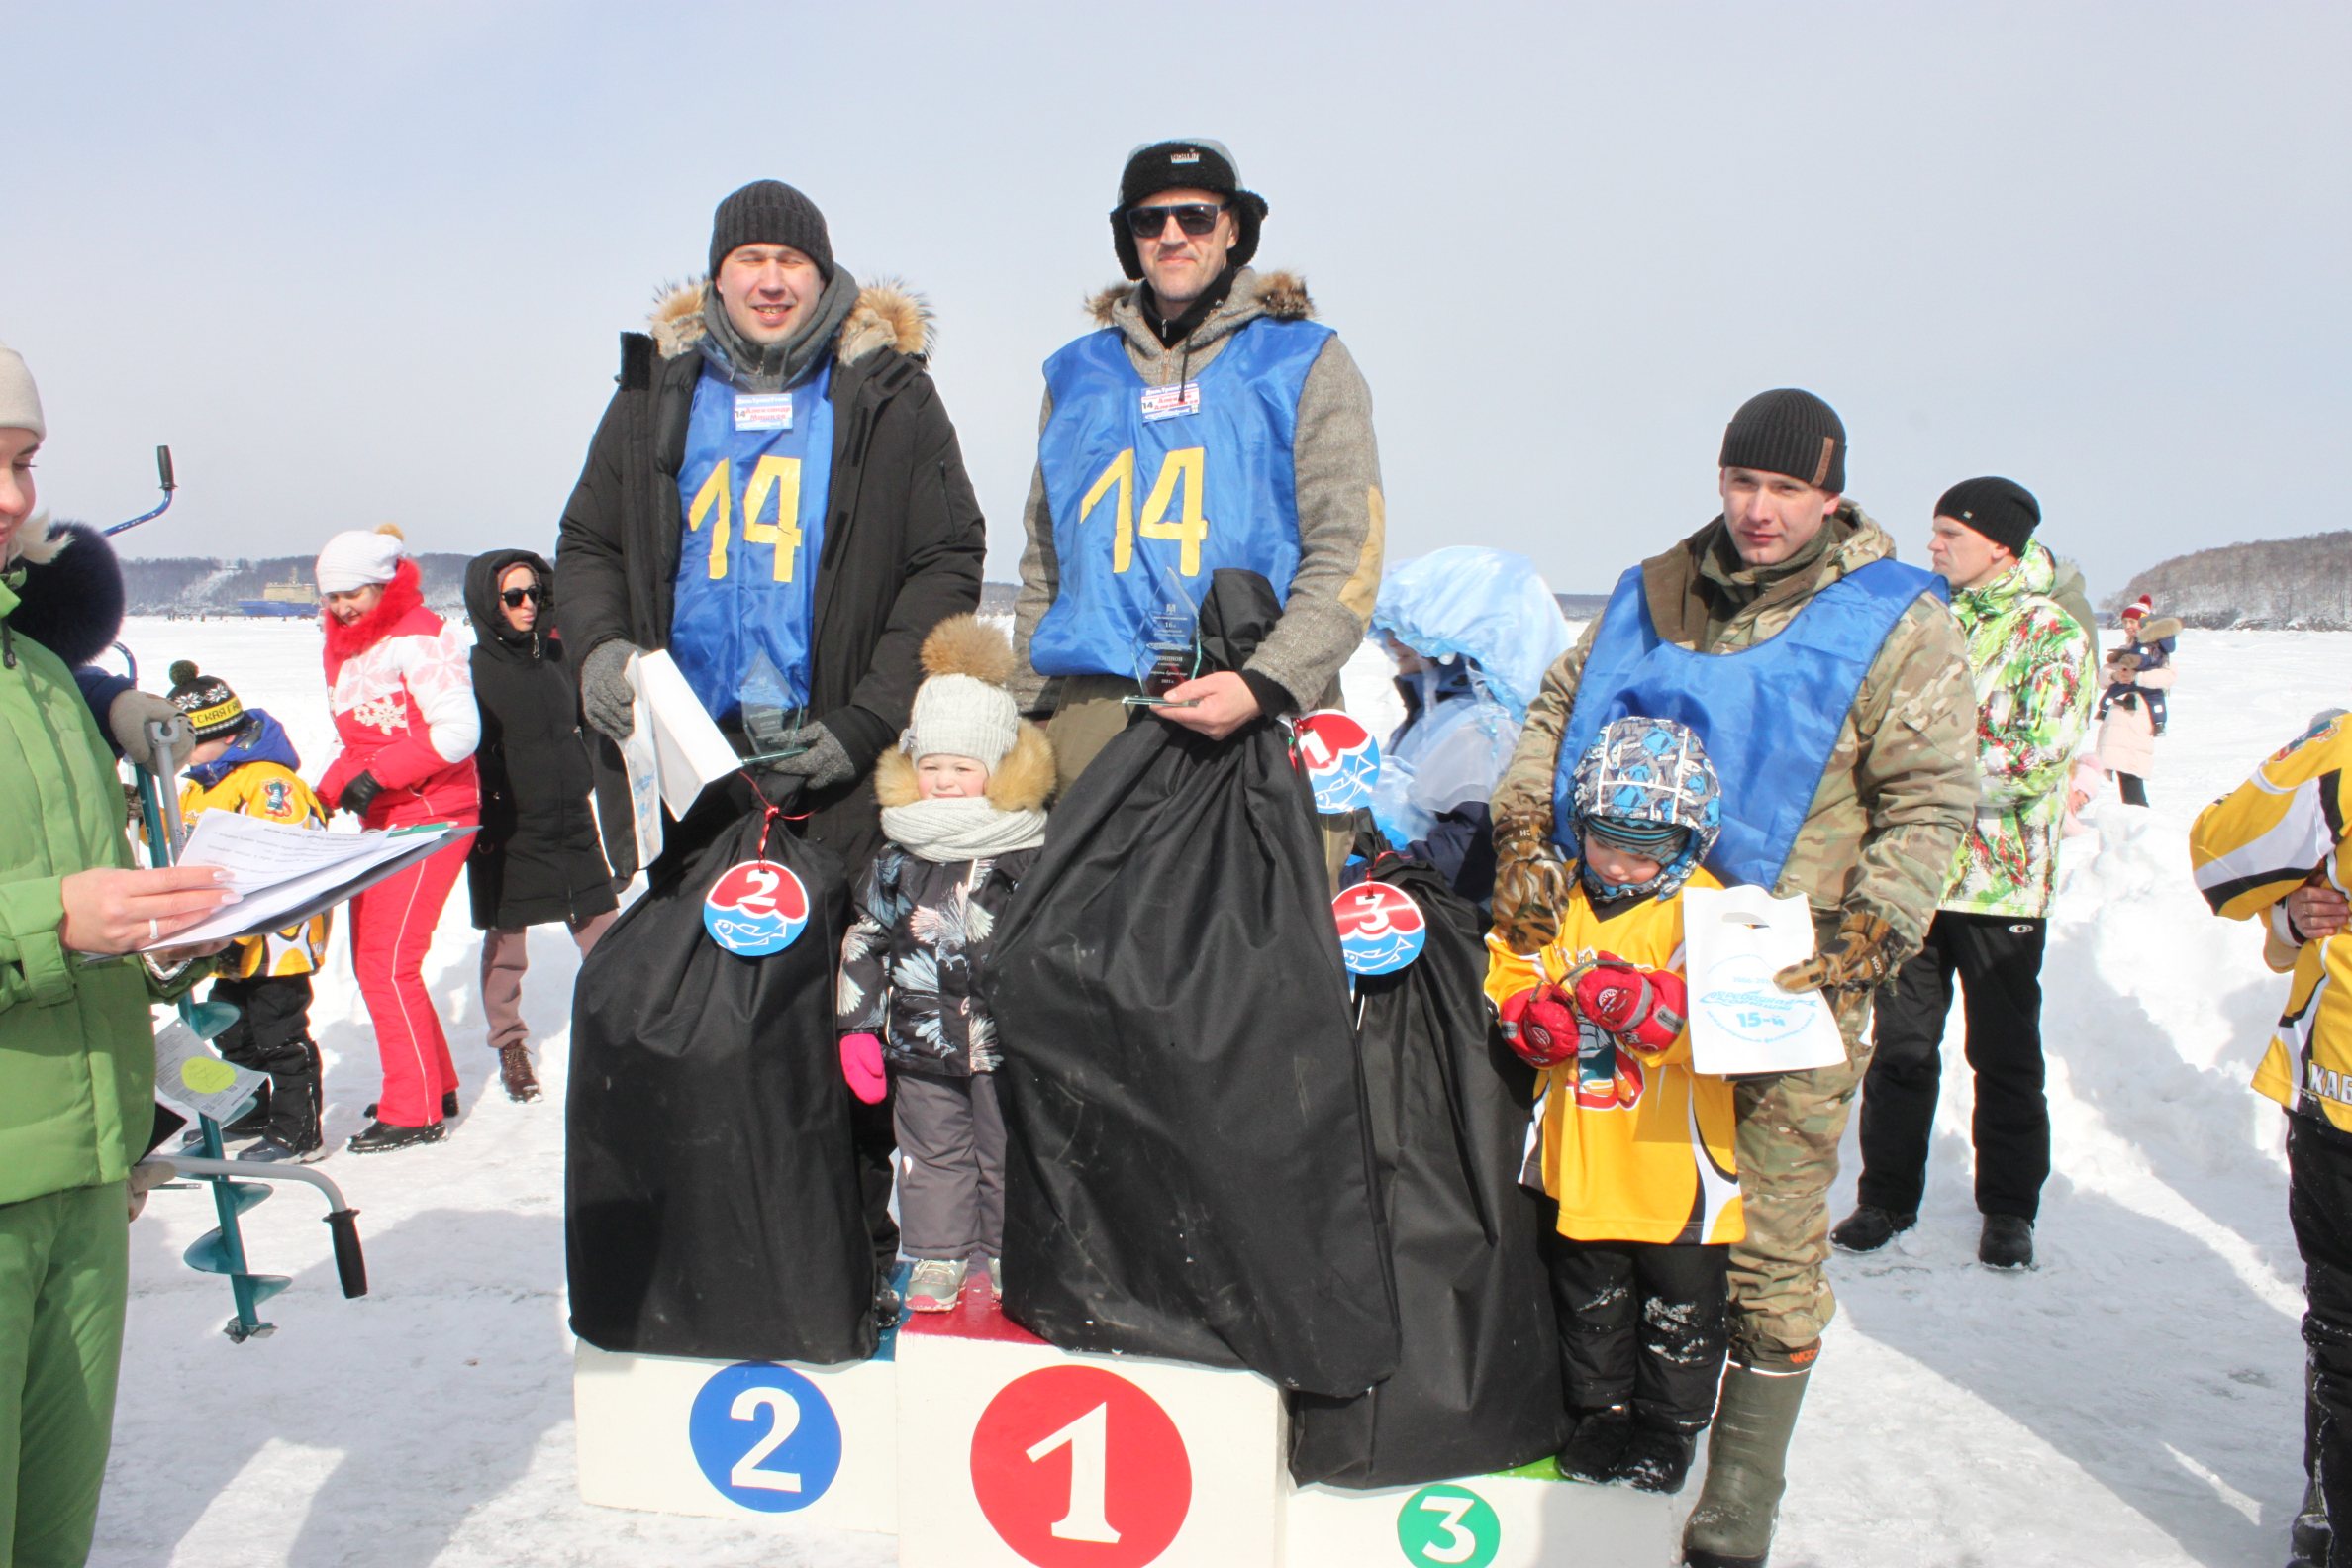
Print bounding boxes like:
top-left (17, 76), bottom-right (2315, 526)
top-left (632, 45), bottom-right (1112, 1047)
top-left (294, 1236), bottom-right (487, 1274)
top-left (500, 586), bottom-right (542, 607)
top-left (1124, 201), bottom-right (1227, 239)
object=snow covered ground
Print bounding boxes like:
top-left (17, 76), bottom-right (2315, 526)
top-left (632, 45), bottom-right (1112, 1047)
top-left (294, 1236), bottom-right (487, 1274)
top-left (89, 615), bottom-right (2345, 1567)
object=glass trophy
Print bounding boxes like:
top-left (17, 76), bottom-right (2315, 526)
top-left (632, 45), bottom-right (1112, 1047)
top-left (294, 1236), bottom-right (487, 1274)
top-left (737, 653), bottom-right (809, 762)
top-left (1124, 567), bottom-right (1205, 707)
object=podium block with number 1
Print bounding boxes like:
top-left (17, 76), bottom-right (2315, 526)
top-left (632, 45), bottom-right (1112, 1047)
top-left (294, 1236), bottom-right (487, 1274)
top-left (895, 1287), bottom-right (1286, 1567)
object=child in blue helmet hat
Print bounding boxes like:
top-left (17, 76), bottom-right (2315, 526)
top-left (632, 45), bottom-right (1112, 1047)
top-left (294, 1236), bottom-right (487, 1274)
top-left (1484, 716), bottom-right (1740, 1496)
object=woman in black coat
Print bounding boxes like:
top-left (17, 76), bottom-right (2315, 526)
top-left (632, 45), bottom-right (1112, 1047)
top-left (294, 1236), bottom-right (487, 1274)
top-left (465, 549), bottom-right (618, 1101)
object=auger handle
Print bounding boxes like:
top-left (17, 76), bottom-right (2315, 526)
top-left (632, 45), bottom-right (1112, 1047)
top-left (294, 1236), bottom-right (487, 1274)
top-left (324, 1209), bottom-right (368, 1299)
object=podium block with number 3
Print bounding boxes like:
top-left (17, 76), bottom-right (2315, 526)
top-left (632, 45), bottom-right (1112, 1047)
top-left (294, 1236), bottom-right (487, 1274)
top-left (1283, 1462), bottom-right (1672, 1567)
top-left (896, 1300), bottom-right (1285, 1567)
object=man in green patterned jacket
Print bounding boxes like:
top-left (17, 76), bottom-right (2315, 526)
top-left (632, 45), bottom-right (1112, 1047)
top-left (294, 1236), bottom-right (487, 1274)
top-left (1834, 477), bottom-right (2092, 1273)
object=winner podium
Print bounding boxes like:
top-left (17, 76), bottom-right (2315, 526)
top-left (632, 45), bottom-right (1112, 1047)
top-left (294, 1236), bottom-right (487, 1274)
top-left (574, 1280), bottom-right (1673, 1564)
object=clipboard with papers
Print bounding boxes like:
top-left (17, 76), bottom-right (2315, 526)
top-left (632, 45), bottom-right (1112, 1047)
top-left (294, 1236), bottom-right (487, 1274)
top-left (142, 812), bottom-right (476, 951)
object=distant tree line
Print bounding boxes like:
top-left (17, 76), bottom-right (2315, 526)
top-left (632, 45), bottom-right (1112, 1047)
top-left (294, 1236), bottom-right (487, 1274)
top-left (2108, 530), bottom-right (2352, 629)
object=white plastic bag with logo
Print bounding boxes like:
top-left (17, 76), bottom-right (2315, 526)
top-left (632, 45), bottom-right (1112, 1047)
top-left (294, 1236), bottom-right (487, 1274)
top-left (1682, 884), bottom-right (1847, 1076)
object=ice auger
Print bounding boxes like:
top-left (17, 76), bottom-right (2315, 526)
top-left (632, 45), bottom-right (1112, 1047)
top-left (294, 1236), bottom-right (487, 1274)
top-left (106, 449), bottom-right (369, 1339)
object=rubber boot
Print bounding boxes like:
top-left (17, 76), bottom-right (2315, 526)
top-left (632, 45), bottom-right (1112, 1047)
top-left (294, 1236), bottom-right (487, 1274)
top-left (1682, 1360), bottom-right (1812, 1568)
top-left (2288, 1475), bottom-right (2328, 1567)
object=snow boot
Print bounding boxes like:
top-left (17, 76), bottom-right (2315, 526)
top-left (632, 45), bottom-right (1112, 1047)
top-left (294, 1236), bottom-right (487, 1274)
top-left (365, 1090), bottom-right (459, 1121)
top-left (1682, 1360), bottom-right (1812, 1568)
top-left (346, 1118), bottom-right (448, 1155)
top-left (498, 1043), bottom-right (542, 1103)
top-left (1555, 1404), bottom-right (1633, 1484)
top-left (1979, 1214), bottom-right (2035, 1270)
top-left (1614, 1420), bottom-right (1701, 1494)
top-left (261, 1040), bottom-right (324, 1159)
top-left (1829, 1204), bottom-right (1914, 1254)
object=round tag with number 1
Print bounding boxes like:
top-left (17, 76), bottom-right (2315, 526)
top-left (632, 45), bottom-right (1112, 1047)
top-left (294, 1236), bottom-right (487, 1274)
top-left (705, 860), bottom-right (810, 956)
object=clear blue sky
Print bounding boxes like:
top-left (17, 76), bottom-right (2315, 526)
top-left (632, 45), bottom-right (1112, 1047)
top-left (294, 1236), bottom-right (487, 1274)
top-left (10, 1), bottom-right (2344, 599)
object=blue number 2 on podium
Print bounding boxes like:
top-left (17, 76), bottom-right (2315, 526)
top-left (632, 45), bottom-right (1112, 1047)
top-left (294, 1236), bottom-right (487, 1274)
top-left (687, 1361), bottom-right (844, 1512)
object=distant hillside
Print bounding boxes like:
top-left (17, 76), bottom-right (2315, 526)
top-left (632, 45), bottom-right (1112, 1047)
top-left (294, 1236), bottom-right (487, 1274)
top-left (2110, 531), bottom-right (2352, 629)
top-left (113, 557), bottom-right (1614, 629)
top-left (108, 541), bottom-right (473, 616)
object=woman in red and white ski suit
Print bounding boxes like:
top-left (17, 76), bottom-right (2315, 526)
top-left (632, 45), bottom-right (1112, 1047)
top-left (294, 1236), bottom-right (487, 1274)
top-left (313, 526), bottom-right (480, 1153)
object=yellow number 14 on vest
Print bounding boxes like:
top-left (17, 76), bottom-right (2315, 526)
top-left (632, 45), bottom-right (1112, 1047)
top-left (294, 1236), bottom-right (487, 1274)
top-left (687, 455), bottom-right (804, 581)
top-left (1078, 446), bottom-right (1211, 577)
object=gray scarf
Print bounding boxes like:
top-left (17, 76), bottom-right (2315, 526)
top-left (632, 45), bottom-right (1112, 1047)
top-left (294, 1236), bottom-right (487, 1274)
top-left (698, 267), bottom-right (860, 392)
top-left (880, 798), bottom-right (1048, 864)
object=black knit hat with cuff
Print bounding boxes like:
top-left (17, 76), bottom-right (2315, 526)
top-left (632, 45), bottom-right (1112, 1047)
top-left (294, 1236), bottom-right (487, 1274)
top-left (166, 660), bottom-right (249, 742)
top-left (1111, 139), bottom-right (1268, 281)
top-left (1719, 388), bottom-right (1846, 495)
top-left (1935, 476), bottom-right (2041, 555)
top-left (708, 180), bottom-right (834, 281)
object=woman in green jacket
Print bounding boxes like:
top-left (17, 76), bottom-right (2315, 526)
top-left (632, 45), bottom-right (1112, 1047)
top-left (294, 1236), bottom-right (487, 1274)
top-left (0, 343), bottom-right (232, 1567)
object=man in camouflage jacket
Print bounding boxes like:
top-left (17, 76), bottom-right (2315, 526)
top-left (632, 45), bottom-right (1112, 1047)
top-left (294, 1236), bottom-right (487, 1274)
top-left (1490, 390), bottom-right (1975, 1568)
top-left (1838, 479), bottom-right (2091, 1274)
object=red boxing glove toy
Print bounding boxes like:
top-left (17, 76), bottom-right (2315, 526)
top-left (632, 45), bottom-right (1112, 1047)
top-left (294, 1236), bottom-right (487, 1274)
top-left (1571, 958), bottom-right (1688, 1056)
top-left (1498, 984), bottom-right (1581, 1068)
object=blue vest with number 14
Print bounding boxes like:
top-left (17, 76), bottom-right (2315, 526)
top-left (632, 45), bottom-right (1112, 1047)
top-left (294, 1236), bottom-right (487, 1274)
top-left (1551, 557), bottom-right (1946, 890)
top-left (669, 363), bottom-right (834, 723)
top-left (1030, 315), bottom-right (1330, 679)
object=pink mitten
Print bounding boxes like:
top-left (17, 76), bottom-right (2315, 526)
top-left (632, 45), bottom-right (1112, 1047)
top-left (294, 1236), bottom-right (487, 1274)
top-left (839, 1033), bottom-right (887, 1105)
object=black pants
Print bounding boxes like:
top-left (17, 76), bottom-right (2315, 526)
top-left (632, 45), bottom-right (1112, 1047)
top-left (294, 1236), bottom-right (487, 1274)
top-left (209, 972), bottom-right (322, 1148)
top-left (853, 1087), bottom-right (900, 1283)
top-left (2291, 1115), bottom-right (2352, 1566)
top-left (1857, 910), bottom-right (2050, 1221)
top-left (1547, 1230), bottom-right (1729, 1429)
top-left (2117, 772), bottom-right (2149, 807)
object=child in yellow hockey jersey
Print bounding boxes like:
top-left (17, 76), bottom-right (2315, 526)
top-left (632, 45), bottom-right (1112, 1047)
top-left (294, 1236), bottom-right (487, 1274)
top-left (166, 661), bottom-right (331, 1161)
top-left (2192, 708), bottom-right (2352, 1566)
top-left (1486, 716), bottom-right (1733, 1498)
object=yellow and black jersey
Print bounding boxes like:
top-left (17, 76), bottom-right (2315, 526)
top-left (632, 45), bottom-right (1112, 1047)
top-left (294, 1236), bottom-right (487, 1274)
top-left (1484, 866), bottom-right (1741, 1246)
top-left (2192, 714), bottom-right (2352, 1131)
top-left (177, 763), bottom-right (333, 979)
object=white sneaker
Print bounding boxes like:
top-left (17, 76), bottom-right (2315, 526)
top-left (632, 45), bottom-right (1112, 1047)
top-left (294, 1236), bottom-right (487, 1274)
top-left (988, 1256), bottom-right (1004, 1301)
top-left (907, 1258), bottom-right (968, 1312)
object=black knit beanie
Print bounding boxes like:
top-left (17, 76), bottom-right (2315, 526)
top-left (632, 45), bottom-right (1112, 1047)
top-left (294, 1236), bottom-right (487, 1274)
top-left (708, 180), bottom-right (833, 281)
top-left (1935, 476), bottom-right (2040, 555)
top-left (1718, 388), bottom-right (1846, 494)
top-left (1110, 139), bottom-right (1268, 281)
top-left (166, 660), bottom-right (248, 742)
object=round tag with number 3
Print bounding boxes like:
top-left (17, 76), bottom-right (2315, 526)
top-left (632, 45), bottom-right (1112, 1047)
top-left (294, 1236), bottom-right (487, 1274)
top-left (704, 860), bottom-right (810, 956)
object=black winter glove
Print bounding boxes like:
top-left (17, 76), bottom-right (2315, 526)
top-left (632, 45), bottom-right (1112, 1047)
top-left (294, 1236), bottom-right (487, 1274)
top-left (578, 640), bottom-right (640, 743)
top-left (762, 720), bottom-right (855, 792)
top-left (339, 770), bottom-right (384, 819)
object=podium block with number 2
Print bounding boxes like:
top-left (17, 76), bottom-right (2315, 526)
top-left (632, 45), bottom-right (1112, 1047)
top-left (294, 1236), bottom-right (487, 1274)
top-left (895, 1303), bottom-right (1285, 1567)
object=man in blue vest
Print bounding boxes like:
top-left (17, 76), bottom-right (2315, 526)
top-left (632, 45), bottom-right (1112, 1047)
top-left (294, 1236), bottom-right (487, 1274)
top-left (1490, 389), bottom-right (1977, 1568)
top-left (558, 180), bottom-right (987, 1330)
top-left (1011, 139), bottom-right (1384, 788)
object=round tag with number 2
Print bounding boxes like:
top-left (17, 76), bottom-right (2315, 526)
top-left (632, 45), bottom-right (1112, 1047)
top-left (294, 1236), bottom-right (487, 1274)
top-left (704, 860), bottom-right (810, 956)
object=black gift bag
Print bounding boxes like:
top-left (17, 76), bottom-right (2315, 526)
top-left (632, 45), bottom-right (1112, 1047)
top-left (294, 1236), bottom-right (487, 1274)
top-left (565, 799), bottom-right (877, 1365)
top-left (987, 571), bottom-right (1401, 1398)
top-left (1287, 850), bottom-right (1569, 1485)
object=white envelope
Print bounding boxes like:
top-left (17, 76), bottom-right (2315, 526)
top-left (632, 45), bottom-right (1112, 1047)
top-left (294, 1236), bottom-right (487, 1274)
top-left (626, 650), bottom-right (741, 820)
top-left (1682, 884), bottom-right (1847, 1076)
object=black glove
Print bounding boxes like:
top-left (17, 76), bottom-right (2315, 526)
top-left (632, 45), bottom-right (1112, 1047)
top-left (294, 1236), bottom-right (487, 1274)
top-left (339, 770), bottom-right (384, 819)
top-left (762, 720), bottom-right (855, 792)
